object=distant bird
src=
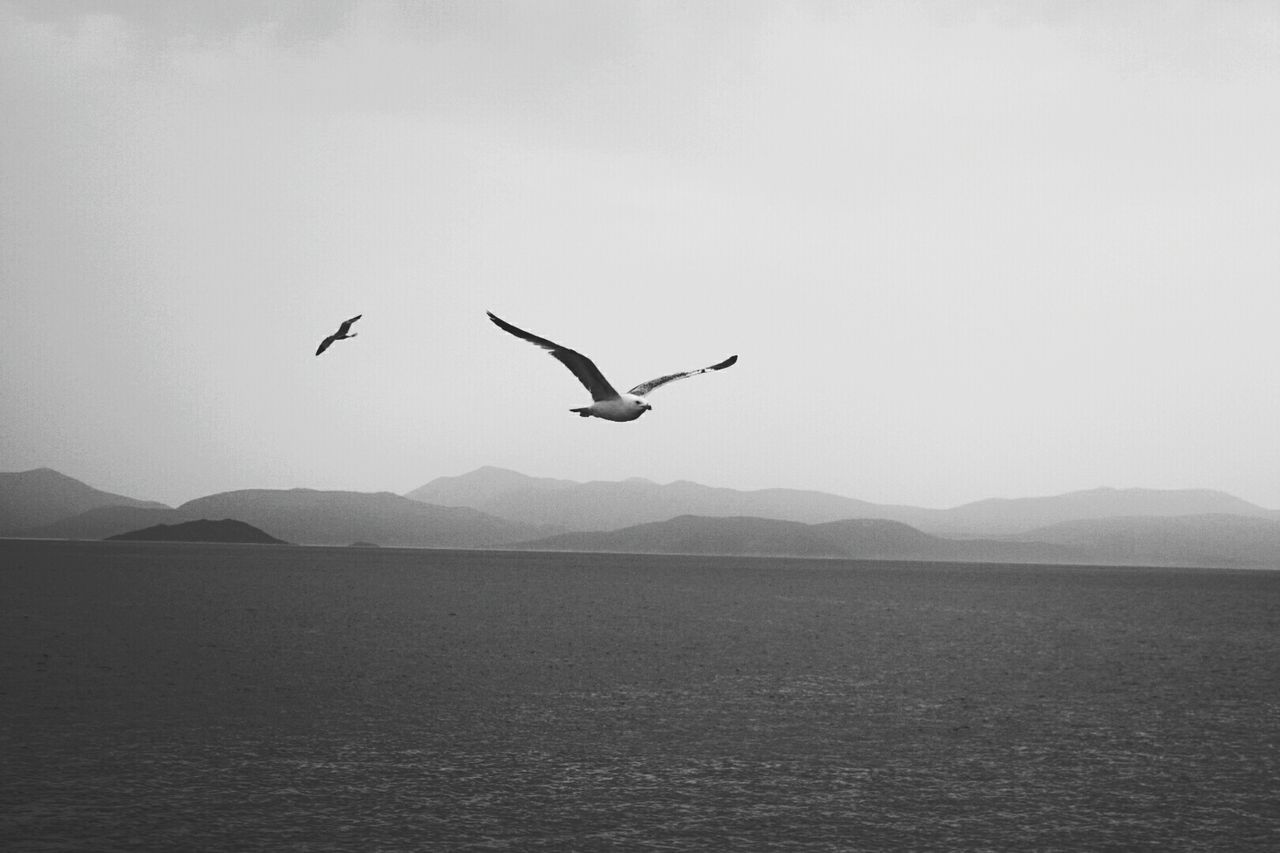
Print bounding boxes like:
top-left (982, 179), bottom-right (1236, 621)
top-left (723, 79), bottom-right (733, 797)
top-left (487, 311), bottom-right (737, 422)
top-left (315, 315), bottom-right (362, 356)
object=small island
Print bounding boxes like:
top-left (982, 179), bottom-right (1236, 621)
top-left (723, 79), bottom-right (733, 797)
top-left (106, 518), bottom-right (287, 545)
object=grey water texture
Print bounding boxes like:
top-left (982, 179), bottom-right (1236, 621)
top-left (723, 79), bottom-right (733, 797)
top-left (2, 540), bottom-right (1278, 851)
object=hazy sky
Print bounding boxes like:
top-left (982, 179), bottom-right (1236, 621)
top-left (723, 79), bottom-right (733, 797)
top-left (2, 0), bottom-right (1278, 509)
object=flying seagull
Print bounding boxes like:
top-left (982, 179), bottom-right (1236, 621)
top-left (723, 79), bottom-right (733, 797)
top-left (487, 311), bottom-right (737, 421)
top-left (315, 314), bottom-right (362, 356)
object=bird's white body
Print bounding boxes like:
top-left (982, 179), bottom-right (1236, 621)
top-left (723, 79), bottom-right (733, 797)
top-left (574, 394), bottom-right (653, 421)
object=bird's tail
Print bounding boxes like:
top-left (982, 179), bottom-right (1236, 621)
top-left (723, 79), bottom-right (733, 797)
top-left (570, 407), bottom-right (592, 418)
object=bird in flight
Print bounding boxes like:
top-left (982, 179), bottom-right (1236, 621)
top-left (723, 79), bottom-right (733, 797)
top-left (487, 311), bottom-right (737, 422)
top-left (315, 315), bottom-right (362, 356)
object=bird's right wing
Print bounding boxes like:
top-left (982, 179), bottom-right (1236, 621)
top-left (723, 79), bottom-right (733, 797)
top-left (487, 312), bottom-right (620, 401)
top-left (315, 336), bottom-right (335, 356)
top-left (627, 355), bottom-right (738, 396)
top-left (337, 314), bottom-right (362, 335)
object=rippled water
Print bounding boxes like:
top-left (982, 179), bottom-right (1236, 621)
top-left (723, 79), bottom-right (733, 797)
top-left (2, 540), bottom-right (1278, 850)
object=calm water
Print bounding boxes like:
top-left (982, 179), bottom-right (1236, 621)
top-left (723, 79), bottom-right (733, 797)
top-left (2, 540), bottom-right (1278, 851)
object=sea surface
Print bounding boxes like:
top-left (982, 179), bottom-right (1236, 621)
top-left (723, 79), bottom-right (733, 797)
top-left (2, 539), bottom-right (1278, 851)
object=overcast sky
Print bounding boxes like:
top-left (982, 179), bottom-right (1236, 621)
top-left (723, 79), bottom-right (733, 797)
top-left (2, 0), bottom-right (1278, 509)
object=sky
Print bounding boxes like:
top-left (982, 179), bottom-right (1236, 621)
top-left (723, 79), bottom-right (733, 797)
top-left (2, 0), bottom-right (1278, 509)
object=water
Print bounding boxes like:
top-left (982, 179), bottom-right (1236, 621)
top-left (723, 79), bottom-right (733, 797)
top-left (2, 540), bottom-right (1278, 850)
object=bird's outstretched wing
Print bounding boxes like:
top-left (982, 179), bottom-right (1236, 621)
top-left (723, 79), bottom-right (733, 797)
top-left (628, 355), bottom-right (738, 397)
top-left (316, 314), bottom-right (361, 356)
top-left (487, 311), bottom-right (620, 401)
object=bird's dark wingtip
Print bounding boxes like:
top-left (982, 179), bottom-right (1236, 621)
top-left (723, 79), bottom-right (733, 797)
top-left (487, 311), bottom-right (519, 335)
top-left (715, 355), bottom-right (738, 370)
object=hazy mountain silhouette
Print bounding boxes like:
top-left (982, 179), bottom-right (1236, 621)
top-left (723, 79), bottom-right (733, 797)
top-left (406, 466), bottom-right (578, 506)
top-left (8, 468), bottom-right (1279, 567)
top-left (22, 504), bottom-right (181, 540)
top-left (19, 485), bottom-right (552, 547)
top-left (810, 519), bottom-right (1080, 563)
top-left (0, 468), bottom-right (169, 535)
top-left (1012, 514), bottom-right (1280, 568)
top-left (516, 515), bottom-right (1084, 564)
top-left (521, 516), bottom-right (850, 558)
top-left (914, 487), bottom-right (1277, 536)
top-left (176, 489), bottom-right (549, 547)
top-left (407, 468), bottom-right (893, 531)
top-left (108, 518), bottom-right (287, 545)
top-left (406, 468), bottom-right (1278, 536)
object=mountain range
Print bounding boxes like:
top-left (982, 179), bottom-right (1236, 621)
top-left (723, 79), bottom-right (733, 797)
top-left (408, 466), bottom-right (1279, 535)
top-left (0, 468), bottom-right (168, 535)
top-left (12, 482), bottom-right (553, 548)
top-left (3, 466), bottom-right (1279, 569)
top-left (107, 518), bottom-right (287, 545)
top-left (517, 516), bottom-right (1081, 564)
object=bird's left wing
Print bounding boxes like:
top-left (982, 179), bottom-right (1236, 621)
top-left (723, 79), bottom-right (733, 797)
top-left (487, 311), bottom-right (620, 401)
top-left (627, 355), bottom-right (738, 396)
top-left (337, 314), bottom-right (362, 335)
top-left (315, 335), bottom-right (336, 356)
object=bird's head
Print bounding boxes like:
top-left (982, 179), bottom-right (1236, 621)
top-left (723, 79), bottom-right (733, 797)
top-left (621, 394), bottom-right (653, 416)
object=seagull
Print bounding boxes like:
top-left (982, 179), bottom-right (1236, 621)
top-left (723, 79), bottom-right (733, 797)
top-left (487, 311), bottom-right (737, 421)
top-left (315, 314), bottom-right (362, 356)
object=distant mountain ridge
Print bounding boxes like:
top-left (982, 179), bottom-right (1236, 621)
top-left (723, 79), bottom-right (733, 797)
top-left (406, 466), bottom-right (578, 506)
top-left (408, 466), bottom-right (896, 531)
top-left (18, 485), bottom-right (554, 548)
top-left (517, 513), bottom-right (1280, 569)
top-left (23, 504), bottom-right (179, 540)
top-left (1012, 514), bottom-right (1280, 568)
top-left (920, 487), bottom-right (1274, 535)
top-left (0, 468), bottom-right (169, 535)
top-left (6, 467), bottom-right (1279, 568)
top-left (176, 489), bottom-right (551, 547)
top-left (517, 515), bottom-right (1083, 564)
top-left (406, 468), bottom-right (1278, 536)
top-left (108, 518), bottom-right (287, 545)
top-left (515, 512), bottom-right (1280, 569)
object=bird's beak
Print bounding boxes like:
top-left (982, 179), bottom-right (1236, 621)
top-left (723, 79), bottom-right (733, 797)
top-left (646, 403), bottom-right (653, 410)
